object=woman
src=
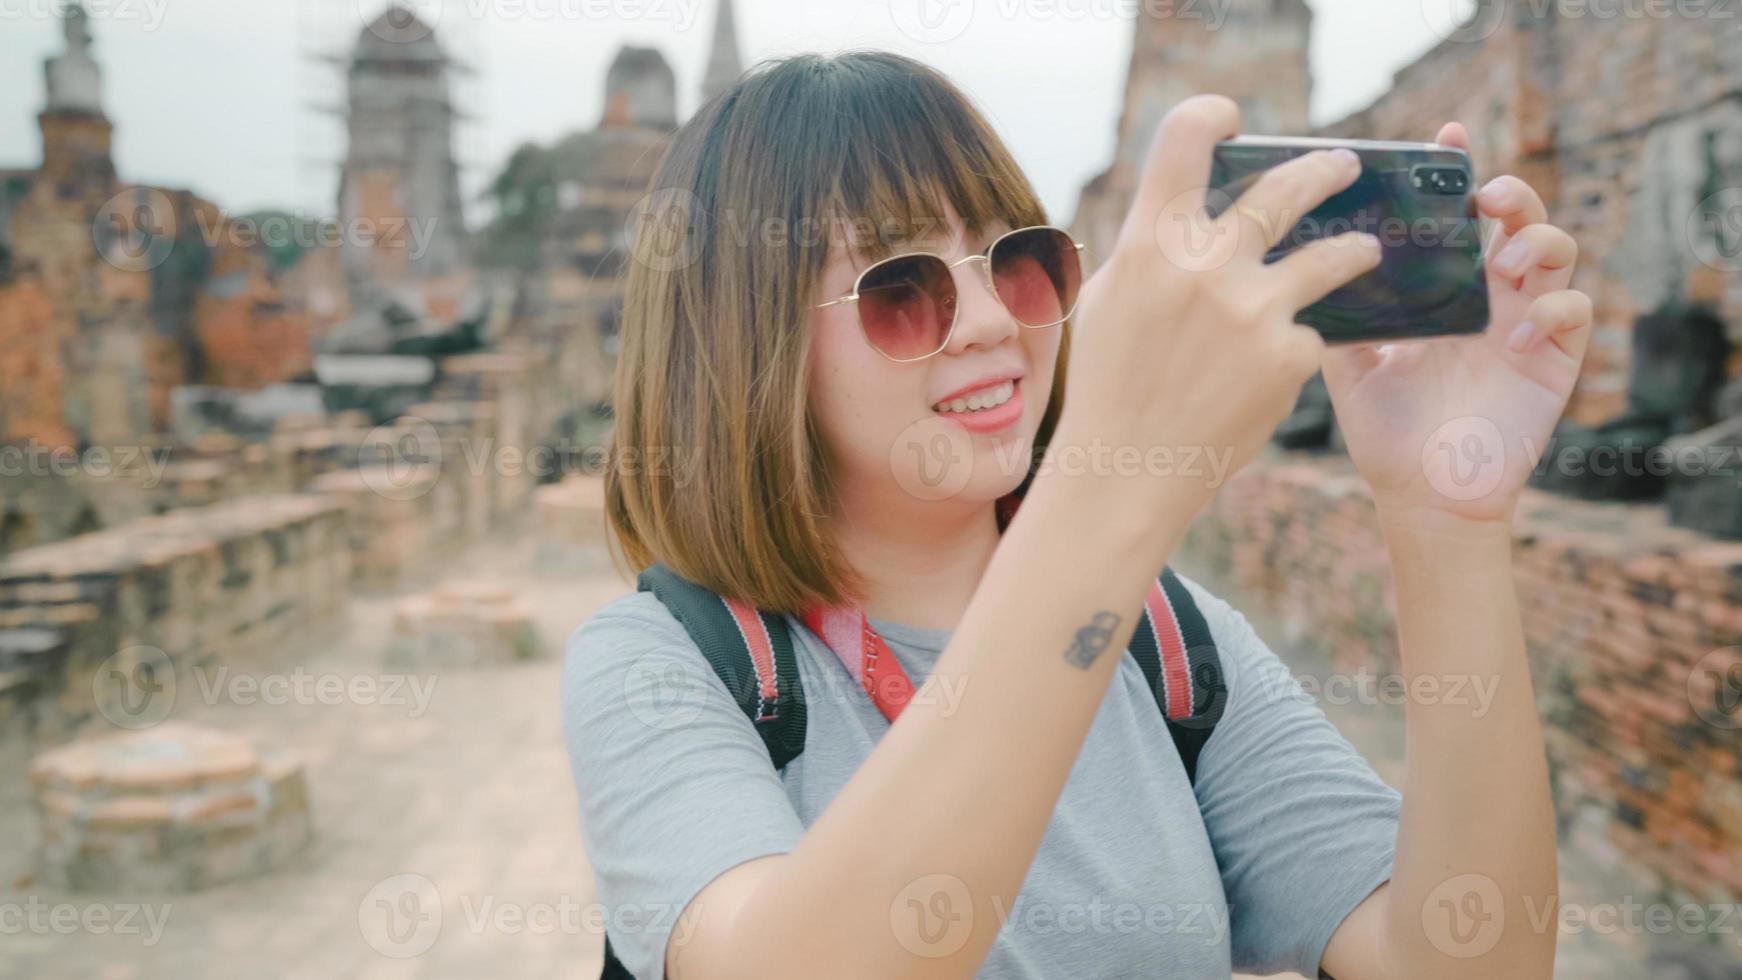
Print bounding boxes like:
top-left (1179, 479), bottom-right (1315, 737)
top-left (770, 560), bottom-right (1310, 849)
top-left (564, 50), bottom-right (1587, 979)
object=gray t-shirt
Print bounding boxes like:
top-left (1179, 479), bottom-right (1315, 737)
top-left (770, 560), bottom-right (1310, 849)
top-left (561, 573), bottom-right (1400, 979)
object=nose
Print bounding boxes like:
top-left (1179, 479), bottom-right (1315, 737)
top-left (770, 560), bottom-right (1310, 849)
top-left (941, 255), bottom-right (1019, 354)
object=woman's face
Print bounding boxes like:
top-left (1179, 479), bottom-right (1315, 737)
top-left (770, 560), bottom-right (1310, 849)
top-left (806, 205), bottom-right (1063, 517)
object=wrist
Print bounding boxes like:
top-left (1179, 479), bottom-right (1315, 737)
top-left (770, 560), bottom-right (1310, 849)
top-left (1023, 440), bottom-right (1207, 564)
top-left (1377, 502), bottom-right (1515, 572)
top-left (1039, 422), bottom-right (1216, 511)
top-left (1373, 495), bottom-right (1514, 541)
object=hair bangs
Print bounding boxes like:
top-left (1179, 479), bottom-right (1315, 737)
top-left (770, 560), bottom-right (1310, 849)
top-left (816, 53), bottom-right (1050, 266)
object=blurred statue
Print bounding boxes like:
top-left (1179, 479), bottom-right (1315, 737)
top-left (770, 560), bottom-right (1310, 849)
top-left (1274, 373), bottom-right (1337, 450)
top-left (1666, 346), bottom-right (1742, 540)
top-left (44, 3), bottom-right (103, 116)
top-left (1531, 301), bottom-right (1731, 501)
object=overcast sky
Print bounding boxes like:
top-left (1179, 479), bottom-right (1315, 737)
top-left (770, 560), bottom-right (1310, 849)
top-left (0, 0), bottom-right (1477, 223)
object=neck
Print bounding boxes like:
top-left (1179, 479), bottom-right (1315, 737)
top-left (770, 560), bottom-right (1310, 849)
top-left (830, 491), bottom-right (1004, 632)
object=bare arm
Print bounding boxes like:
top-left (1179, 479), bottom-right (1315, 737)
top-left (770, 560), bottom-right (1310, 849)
top-left (1319, 123), bottom-right (1589, 979)
top-left (1321, 514), bottom-right (1557, 980)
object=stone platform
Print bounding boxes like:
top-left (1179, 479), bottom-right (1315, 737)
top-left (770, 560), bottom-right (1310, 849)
top-left (29, 722), bottom-right (311, 891)
top-left (391, 581), bottom-right (540, 665)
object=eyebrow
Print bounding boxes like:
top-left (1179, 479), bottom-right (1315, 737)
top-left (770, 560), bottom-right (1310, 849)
top-left (839, 220), bottom-right (1012, 271)
top-left (930, 222), bottom-right (1007, 255)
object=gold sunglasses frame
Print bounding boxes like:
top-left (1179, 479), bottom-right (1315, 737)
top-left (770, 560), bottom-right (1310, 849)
top-left (812, 224), bottom-right (1089, 363)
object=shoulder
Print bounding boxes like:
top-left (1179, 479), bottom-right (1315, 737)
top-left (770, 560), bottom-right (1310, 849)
top-left (1169, 570), bottom-right (1267, 672)
top-left (1165, 570), bottom-right (1298, 722)
top-left (564, 590), bottom-right (701, 686)
top-left (561, 590), bottom-right (738, 749)
top-left (1170, 570), bottom-right (1238, 632)
top-left (568, 588), bottom-right (694, 650)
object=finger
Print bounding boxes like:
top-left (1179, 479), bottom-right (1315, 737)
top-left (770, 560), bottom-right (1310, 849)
top-left (1435, 122), bottom-right (1470, 151)
top-left (1122, 95), bottom-right (1242, 252)
top-left (1267, 230), bottom-right (1383, 312)
top-left (1475, 175), bottom-right (1548, 240)
top-left (1506, 289), bottom-right (1594, 364)
top-left (1224, 148), bottom-right (1364, 260)
top-left (1488, 223), bottom-right (1578, 293)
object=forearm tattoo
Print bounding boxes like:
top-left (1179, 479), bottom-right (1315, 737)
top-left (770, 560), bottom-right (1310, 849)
top-left (1063, 612), bottom-right (1121, 669)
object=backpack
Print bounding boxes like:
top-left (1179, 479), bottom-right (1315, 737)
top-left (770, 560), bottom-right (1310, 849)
top-left (597, 562), bottom-right (1228, 980)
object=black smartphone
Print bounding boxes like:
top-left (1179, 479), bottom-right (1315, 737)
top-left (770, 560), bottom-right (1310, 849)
top-left (1206, 136), bottom-right (1490, 344)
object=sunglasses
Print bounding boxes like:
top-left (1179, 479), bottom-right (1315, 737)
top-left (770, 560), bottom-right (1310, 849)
top-left (813, 225), bottom-right (1086, 363)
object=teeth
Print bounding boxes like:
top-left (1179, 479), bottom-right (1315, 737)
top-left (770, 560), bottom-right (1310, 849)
top-left (934, 380), bottom-right (1015, 414)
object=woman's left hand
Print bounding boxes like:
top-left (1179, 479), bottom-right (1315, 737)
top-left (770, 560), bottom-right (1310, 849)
top-left (1323, 121), bottom-right (1593, 528)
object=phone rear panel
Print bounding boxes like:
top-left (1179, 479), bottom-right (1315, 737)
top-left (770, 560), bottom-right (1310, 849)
top-left (1207, 140), bottom-right (1490, 344)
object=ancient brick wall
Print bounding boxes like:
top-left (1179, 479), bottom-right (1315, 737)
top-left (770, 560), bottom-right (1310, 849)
top-left (0, 276), bottom-right (75, 448)
top-left (1070, 0), bottom-right (1313, 264)
top-left (1079, 4), bottom-right (1742, 425)
top-left (1321, 6), bottom-right (1742, 424)
top-left (1181, 452), bottom-right (1742, 903)
top-left (0, 495), bottom-right (351, 738)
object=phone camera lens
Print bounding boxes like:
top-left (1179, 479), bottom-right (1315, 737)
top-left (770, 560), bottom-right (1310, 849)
top-left (1416, 166), bottom-right (1469, 195)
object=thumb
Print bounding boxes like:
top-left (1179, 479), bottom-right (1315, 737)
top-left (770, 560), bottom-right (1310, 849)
top-left (1320, 342), bottom-right (1382, 395)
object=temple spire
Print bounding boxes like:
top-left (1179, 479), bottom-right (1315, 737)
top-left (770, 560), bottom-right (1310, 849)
top-left (700, 0), bottom-right (743, 105)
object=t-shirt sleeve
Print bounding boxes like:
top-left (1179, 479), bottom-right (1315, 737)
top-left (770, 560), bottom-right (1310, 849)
top-left (1178, 575), bottom-right (1401, 978)
top-left (561, 591), bottom-right (805, 980)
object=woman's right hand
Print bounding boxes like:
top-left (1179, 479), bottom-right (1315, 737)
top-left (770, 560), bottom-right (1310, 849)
top-left (1048, 95), bottom-right (1381, 517)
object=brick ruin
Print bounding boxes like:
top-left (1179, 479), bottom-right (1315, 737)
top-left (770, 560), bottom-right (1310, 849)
top-left (1070, 0), bottom-right (1742, 907)
top-left (1185, 458), bottom-right (1742, 906)
top-left (333, 6), bottom-right (476, 332)
top-left (1072, 0), bottom-right (1742, 424)
top-left (0, 1), bottom-right (729, 893)
top-left (0, 13), bottom-right (354, 550)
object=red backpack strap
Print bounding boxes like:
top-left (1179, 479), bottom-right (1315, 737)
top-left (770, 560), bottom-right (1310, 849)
top-left (636, 563), bottom-right (808, 768)
top-left (1125, 567), bottom-right (1228, 785)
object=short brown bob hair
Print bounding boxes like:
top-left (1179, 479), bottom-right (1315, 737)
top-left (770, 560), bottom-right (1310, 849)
top-left (605, 50), bottom-right (1073, 614)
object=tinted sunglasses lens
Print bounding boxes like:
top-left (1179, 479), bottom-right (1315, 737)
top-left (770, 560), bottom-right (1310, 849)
top-left (856, 254), bottom-right (956, 360)
top-left (991, 228), bottom-right (1081, 327)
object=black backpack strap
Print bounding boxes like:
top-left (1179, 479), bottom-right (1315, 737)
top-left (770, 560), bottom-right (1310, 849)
top-left (637, 563), bottom-right (808, 769)
top-left (599, 937), bottom-right (634, 980)
top-left (1125, 567), bottom-right (1228, 785)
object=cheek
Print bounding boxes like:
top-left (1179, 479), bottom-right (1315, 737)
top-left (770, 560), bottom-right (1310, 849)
top-left (1023, 325), bottom-right (1063, 420)
top-left (807, 318), bottom-right (921, 474)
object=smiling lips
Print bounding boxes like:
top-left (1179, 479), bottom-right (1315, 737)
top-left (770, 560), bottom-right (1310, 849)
top-left (931, 378), bottom-right (1024, 434)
